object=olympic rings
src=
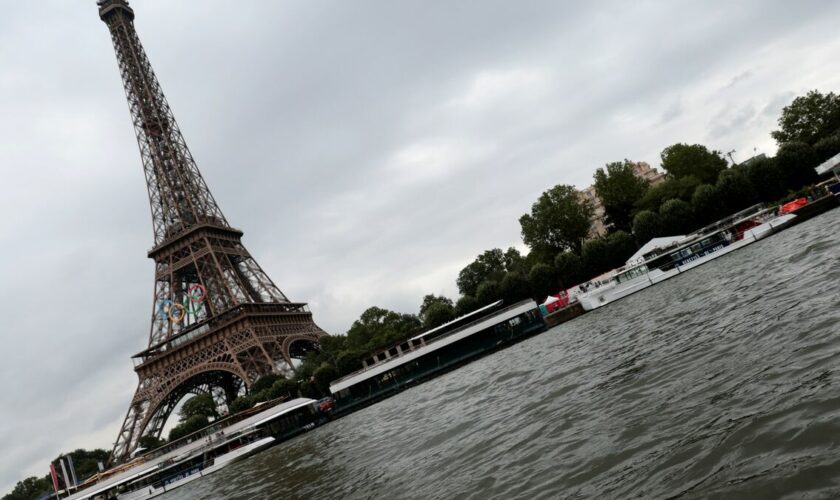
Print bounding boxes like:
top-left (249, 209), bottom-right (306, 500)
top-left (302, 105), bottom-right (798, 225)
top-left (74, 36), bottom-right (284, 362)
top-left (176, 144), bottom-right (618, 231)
top-left (155, 284), bottom-right (207, 324)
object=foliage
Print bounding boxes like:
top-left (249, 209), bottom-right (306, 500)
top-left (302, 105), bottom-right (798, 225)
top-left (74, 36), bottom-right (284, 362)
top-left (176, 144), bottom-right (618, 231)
top-left (554, 252), bottom-right (583, 288)
top-left (138, 435), bottom-right (166, 451)
top-left (251, 373), bottom-right (284, 395)
top-left (499, 272), bottom-right (532, 304)
top-left (715, 168), bottom-right (757, 215)
top-left (775, 141), bottom-right (819, 191)
top-left (519, 184), bottom-right (593, 255)
top-left (179, 394), bottom-right (217, 423)
top-left (3, 476), bottom-right (52, 500)
top-left (659, 199), bottom-right (694, 235)
top-left (475, 280), bottom-right (501, 306)
top-left (456, 248), bottom-right (521, 297)
top-left (635, 176), bottom-right (701, 213)
top-left (228, 396), bottom-right (255, 415)
top-left (455, 295), bottom-right (480, 316)
top-left (345, 307), bottom-right (421, 353)
top-left (580, 233), bottom-right (635, 279)
top-left (744, 158), bottom-right (786, 203)
top-left (771, 90), bottom-right (840, 145)
top-left (423, 301), bottom-right (457, 328)
top-left (632, 210), bottom-right (663, 245)
top-left (418, 294), bottom-right (454, 324)
top-left (813, 132), bottom-right (840, 163)
top-left (593, 160), bottom-right (650, 232)
top-left (528, 263), bottom-right (557, 300)
top-left (312, 362), bottom-right (338, 395)
top-left (690, 184), bottom-right (723, 226)
top-left (269, 378), bottom-right (299, 400)
top-left (660, 143), bottom-right (727, 184)
top-left (168, 415), bottom-right (209, 442)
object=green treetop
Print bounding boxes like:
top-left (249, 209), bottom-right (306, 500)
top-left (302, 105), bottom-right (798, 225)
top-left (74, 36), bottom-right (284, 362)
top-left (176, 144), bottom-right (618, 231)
top-left (593, 160), bottom-right (649, 232)
top-left (519, 184), bottom-right (593, 255)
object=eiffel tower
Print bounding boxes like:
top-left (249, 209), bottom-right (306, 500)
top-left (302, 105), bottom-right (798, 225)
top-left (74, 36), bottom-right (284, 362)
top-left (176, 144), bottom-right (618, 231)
top-left (97, 0), bottom-right (326, 463)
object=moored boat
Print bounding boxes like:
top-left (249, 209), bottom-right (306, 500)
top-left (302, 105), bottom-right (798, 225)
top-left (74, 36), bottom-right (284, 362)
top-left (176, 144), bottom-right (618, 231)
top-left (576, 206), bottom-right (796, 311)
top-left (329, 299), bottom-right (546, 414)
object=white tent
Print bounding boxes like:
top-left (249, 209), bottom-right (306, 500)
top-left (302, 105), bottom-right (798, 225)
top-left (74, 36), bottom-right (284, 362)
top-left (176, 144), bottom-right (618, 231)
top-left (542, 295), bottom-right (559, 305)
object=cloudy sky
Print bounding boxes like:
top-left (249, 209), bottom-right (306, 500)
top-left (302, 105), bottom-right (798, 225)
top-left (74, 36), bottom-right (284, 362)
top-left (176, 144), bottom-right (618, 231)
top-left (2, 0), bottom-right (840, 491)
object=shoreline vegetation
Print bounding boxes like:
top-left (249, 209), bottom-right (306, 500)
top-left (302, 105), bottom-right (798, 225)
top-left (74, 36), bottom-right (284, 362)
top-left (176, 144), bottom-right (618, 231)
top-left (5, 89), bottom-right (839, 500)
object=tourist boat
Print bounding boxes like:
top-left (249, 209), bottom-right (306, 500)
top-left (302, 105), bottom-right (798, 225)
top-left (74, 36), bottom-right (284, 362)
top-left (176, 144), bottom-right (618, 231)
top-left (329, 299), bottom-right (546, 414)
top-left (67, 398), bottom-right (321, 500)
top-left (576, 207), bottom-right (797, 311)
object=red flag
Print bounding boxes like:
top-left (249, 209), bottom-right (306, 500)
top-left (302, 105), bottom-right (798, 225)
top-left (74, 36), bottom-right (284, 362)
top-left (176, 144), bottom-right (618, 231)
top-left (49, 463), bottom-right (60, 493)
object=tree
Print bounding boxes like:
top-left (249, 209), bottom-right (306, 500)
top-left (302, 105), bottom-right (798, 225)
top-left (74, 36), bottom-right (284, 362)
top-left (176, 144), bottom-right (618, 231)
top-left (659, 199), bottom-right (694, 235)
top-left (519, 184), bottom-right (593, 255)
top-left (580, 238), bottom-right (607, 278)
top-left (528, 263), bottom-right (556, 300)
top-left (814, 133), bottom-right (840, 163)
top-left (268, 378), bottom-right (299, 400)
top-left (228, 396), bottom-right (255, 415)
top-left (635, 176), bottom-right (701, 213)
top-left (179, 394), bottom-right (217, 422)
top-left (345, 307), bottom-right (421, 352)
top-left (251, 373), bottom-right (284, 395)
top-left (423, 301), bottom-right (457, 328)
top-left (632, 210), bottom-right (663, 245)
top-left (715, 168), bottom-right (757, 215)
top-left (456, 249), bottom-right (507, 297)
top-left (772, 90), bottom-right (840, 145)
top-left (605, 231), bottom-right (637, 267)
top-left (138, 435), bottom-right (166, 450)
top-left (691, 184), bottom-right (723, 226)
top-left (554, 252), bottom-right (583, 288)
top-left (593, 160), bottom-right (649, 232)
top-left (312, 362), bottom-right (338, 396)
top-left (418, 295), bottom-right (454, 324)
top-left (660, 143), bottom-right (727, 184)
top-left (3, 477), bottom-right (52, 500)
top-left (455, 295), bottom-right (480, 316)
top-left (475, 280), bottom-right (501, 306)
top-left (744, 158), bottom-right (785, 203)
top-left (502, 247), bottom-right (527, 274)
top-left (775, 141), bottom-right (819, 190)
top-left (499, 272), bottom-right (532, 304)
top-left (168, 414), bottom-right (209, 442)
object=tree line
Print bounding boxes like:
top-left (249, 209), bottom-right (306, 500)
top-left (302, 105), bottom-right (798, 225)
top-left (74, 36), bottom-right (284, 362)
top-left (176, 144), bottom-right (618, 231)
top-left (6, 89), bottom-right (839, 500)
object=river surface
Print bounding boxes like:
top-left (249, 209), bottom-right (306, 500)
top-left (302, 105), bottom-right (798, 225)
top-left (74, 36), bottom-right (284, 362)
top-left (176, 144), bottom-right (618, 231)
top-left (170, 211), bottom-right (840, 499)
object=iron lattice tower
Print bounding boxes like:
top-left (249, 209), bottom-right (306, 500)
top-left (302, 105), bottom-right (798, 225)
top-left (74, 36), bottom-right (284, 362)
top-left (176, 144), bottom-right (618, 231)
top-left (97, 0), bottom-right (325, 463)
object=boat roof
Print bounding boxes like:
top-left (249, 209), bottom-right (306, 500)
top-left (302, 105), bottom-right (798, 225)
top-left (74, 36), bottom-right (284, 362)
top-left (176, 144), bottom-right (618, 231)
top-left (66, 398), bottom-right (316, 500)
top-left (330, 300), bottom-right (537, 394)
top-left (816, 151), bottom-right (840, 175)
top-left (408, 300), bottom-right (503, 342)
top-left (625, 235), bottom-right (687, 265)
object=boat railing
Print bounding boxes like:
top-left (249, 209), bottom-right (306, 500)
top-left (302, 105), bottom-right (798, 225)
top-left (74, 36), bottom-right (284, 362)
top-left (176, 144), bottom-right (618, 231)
top-left (330, 300), bottom-right (535, 385)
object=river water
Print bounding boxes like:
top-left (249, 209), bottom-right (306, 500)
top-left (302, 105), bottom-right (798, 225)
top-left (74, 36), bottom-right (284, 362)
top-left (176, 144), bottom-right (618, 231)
top-left (171, 211), bottom-right (840, 499)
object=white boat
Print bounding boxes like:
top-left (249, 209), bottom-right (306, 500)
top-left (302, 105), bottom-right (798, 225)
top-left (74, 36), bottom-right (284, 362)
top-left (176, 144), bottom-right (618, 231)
top-left (118, 435), bottom-right (275, 500)
top-left (576, 208), bottom-right (796, 311)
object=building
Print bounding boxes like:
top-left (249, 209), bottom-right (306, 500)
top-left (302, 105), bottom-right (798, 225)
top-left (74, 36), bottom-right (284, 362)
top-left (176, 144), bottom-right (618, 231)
top-left (631, 161), bottom-right (666, 186)
top-left (578, 161), bottom-right (667, 238)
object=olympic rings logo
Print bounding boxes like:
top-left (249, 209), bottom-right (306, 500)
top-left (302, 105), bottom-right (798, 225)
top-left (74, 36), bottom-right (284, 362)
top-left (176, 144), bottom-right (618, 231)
top-left (155, 284), bottom-right (207, 324)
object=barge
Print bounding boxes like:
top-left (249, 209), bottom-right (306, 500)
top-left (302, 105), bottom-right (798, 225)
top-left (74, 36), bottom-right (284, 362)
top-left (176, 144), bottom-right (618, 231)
top-left (329, 299), bottom-right (546, 414)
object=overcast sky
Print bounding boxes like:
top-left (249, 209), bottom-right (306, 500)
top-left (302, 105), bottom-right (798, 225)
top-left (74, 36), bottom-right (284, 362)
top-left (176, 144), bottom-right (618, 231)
top-left (2, 0), bottom-right (840, 491)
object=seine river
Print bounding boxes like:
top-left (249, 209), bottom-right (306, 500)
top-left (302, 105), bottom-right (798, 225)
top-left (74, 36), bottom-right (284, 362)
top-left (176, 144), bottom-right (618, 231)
top-left (171, 211), bottom-right (840, 499)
